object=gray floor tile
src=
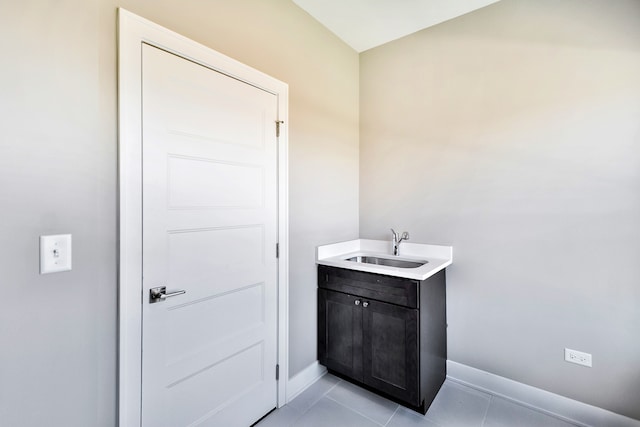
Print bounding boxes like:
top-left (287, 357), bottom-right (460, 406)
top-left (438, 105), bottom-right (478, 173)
top-left (280, 375), bottom-right (583, 427)
top-left (287, 374), bottom-right (341, 413)
top-left (292, 397), bottom-right (381, 427)
top-left (424, 381), bottom-right (491, 427)
top-left (483, 397), bottom-right (579, 427)
top-left (326, 380), bottom-right (399, 425)
top-left (387, 407), bottom-right (441, 427)
top-left (255, 405), bottom-right (304, 427)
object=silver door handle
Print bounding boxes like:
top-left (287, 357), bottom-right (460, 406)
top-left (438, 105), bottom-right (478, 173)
top-left (354, 299), bottom-right (361, 306)
top-left (149, 286), bottom-right (186, 303)
top-left (362, 301), bottom-right (369, 308)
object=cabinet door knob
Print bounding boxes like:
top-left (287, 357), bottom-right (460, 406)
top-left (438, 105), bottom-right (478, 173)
top-left (354, 299), bottom-right (361, 306)
top-left (362, 301), bottom-right (369, 308)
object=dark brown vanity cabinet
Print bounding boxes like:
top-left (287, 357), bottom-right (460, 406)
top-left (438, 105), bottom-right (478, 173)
top-left (318, 265), bottom-right (446, 414)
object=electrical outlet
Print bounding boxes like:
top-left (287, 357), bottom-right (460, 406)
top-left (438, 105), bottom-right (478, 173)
top-left (565, 348), bottom-right (592, 367)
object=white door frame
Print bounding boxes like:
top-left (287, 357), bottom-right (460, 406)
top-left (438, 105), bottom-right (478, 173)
top-left (117, 9), bottom-right (289, 427)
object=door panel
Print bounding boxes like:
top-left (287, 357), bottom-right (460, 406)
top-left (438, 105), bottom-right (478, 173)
top-left (167, 226), bottom-right (265, 298)
top-left (362, 300), bottom-right (419, 406)
top-left (141, 44), bottom-right (278, 427)
top-left (165, 283), bottom-right (265, 365)
top-left (166, 343), bottom-right (264, 427)
top-left (160, 76), bottom-right (266, 150)
top-left (167, 156), bottom-right (264, 208)
top-left (318, 289), bottom-right (363, 380)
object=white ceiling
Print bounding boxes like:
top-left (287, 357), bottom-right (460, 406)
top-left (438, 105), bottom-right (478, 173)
top-left (292, 0), bottom-right (501, 52)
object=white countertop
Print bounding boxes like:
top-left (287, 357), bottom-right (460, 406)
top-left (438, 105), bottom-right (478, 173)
top-left (316, 239), bottom-right (453, 280)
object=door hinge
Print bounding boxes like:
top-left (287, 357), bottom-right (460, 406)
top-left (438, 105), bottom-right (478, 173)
top-left (275, 120), bottom-right (284, 138)
top-left (276, 243), bottom-right (279, 258)
top-left (276, 364), bottom-right (280, 381)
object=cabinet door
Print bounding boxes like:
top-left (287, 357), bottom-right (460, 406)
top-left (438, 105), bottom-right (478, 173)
top-left (318, 289), bottom-right (363, 381)
top-left (362, 299), bottom-right (420, 406)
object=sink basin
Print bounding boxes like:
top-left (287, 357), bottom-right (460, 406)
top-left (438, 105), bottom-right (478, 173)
top-left (345, 256), bottom-right (428, 269)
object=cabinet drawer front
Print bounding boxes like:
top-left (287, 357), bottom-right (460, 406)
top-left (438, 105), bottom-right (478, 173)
top-left (319, 265), bottom-right (419, 308)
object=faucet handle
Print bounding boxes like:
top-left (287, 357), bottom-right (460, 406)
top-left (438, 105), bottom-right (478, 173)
top-left (401, 231), bottom-right (409, 240)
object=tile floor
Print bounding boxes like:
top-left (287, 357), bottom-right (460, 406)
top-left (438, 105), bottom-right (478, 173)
top-left (255, 374), bottom-right (581, 427)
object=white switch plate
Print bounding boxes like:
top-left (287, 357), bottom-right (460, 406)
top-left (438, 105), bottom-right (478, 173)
top-left (40, 234), bottom-right (72, 274)
top-left (565, 348), bottom-right (592, 367)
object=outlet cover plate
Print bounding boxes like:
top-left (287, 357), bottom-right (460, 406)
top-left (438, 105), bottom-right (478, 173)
top-left (565, 348), bottom-right (592, 367)
top-left (40, 234), bottom-right (72, 274)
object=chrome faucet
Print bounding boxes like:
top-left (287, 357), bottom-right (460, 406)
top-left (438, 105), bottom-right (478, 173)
top-left (391, 229), bottom-right (410, 256)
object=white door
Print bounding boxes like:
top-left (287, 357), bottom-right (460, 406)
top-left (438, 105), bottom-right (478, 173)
top-left (141, 44), bottom-right (279, 427)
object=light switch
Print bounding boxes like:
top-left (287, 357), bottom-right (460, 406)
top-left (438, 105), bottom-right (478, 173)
top-left (40, 234), bottom-right (72, 274)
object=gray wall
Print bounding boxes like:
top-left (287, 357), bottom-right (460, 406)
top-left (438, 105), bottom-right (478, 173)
top-left (0, 1), bottom-right (359, 426)
top-left (0, 1), bottom-right (115, 426)
top-left (360, 0), bottom-right (640, 420)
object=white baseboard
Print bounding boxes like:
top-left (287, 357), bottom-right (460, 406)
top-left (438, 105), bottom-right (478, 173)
top-left (447, 361), bottom-right (640, 427)
top-left (286, 361), bottom-right (327, 403)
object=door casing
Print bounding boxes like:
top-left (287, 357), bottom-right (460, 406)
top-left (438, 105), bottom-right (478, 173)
top-left (117, 9), bottom-right (289, 427)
